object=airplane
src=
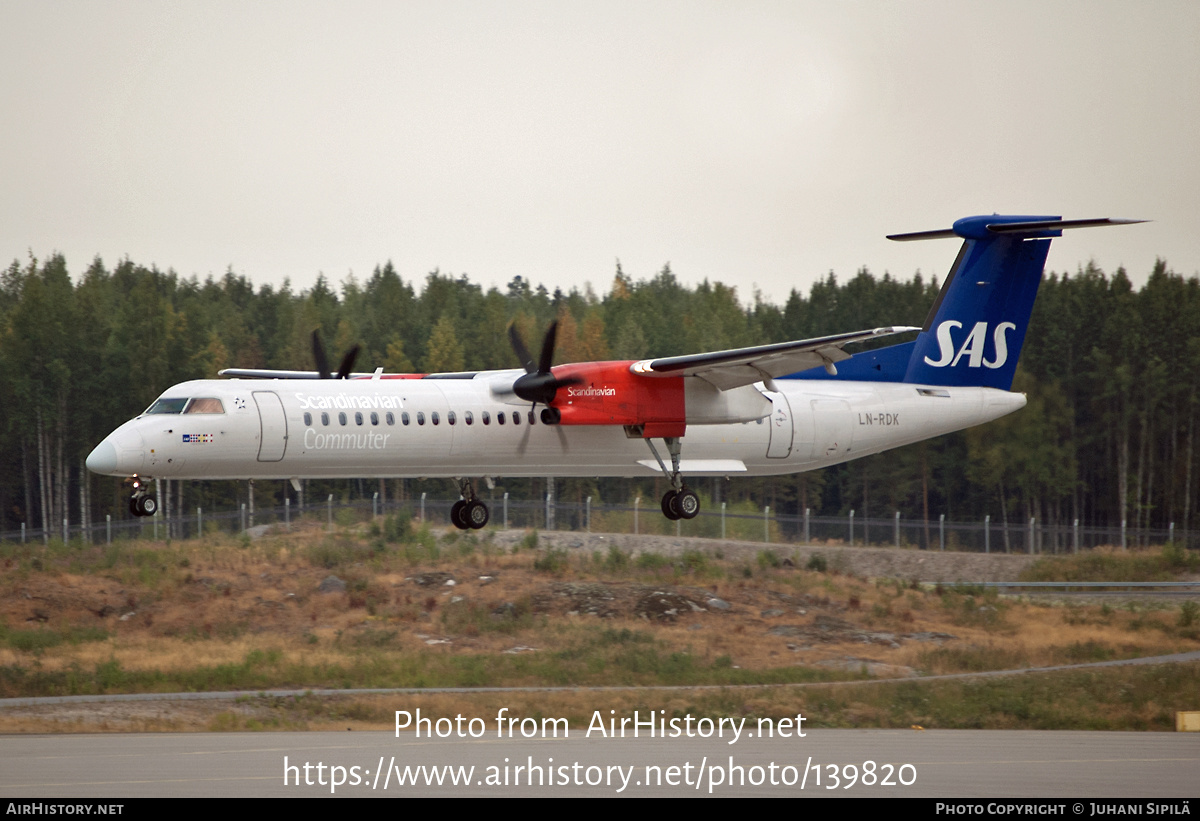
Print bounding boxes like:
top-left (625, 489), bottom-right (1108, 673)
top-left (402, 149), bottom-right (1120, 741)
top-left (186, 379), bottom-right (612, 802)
top-left (86, 214), bottom-right (1142, 528)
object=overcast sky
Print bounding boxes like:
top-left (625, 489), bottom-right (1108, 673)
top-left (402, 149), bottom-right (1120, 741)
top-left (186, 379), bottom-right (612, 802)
top-left (2, 1), bottom-right (1197, 307)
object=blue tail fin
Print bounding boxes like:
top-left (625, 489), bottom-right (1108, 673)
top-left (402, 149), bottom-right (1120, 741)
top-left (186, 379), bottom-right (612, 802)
top-left (782, 215), bottom-right (1142, 389)
top-left (899, 214), bottom-right (1062, 390)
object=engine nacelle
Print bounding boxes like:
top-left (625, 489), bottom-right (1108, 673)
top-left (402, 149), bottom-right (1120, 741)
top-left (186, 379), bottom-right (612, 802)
top-left (548, 361), bottom-right (771, 437)
top-left (551, 361), bottom-right (684, 432)
top-left (683, 379), bottom-right (771, 424)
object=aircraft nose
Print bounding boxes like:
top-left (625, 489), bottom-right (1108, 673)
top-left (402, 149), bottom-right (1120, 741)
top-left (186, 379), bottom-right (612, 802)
top-left (86, 426), bottom-right (146, 476)
top-left (86, 440), bottom-right (118, 474)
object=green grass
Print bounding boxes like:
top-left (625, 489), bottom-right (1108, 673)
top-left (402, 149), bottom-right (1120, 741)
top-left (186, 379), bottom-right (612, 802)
top-left (0, 629), bottom-right (843, 698)
top-left (533, 547), bottom-right (569, 574)
top-left (803, 662), bottom-right (1200, 730)
top-left (74, 659), bottom-right (1197, 733)
top-left (1019, 544), bottom-right (1200, 583)
top-left (0, 623), bottom-right (109, 653)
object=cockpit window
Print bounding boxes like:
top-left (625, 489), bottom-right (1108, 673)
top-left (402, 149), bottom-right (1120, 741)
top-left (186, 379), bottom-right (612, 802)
top-left (184, 398), bottom-right (224, 414)
top-left (145, 398), bottom-right (188, 415)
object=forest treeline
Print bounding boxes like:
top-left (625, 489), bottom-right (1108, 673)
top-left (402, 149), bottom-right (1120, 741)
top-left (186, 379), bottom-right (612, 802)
top-left (1, 252), bottom-right (1197, 539)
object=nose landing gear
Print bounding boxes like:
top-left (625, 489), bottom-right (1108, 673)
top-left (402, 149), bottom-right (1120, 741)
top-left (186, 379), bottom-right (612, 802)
top-left (129, 492), bottom-right (157, 517)
top-left (126, 478), bottom-right (157, 517)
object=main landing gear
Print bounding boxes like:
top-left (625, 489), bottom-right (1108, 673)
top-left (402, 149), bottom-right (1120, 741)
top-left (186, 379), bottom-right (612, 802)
top-left (449, 479), bottom-right (490, 530)
top-left (661, 487), bottom-right (700, 521)
top-left (645, 437), bottom-right (700, 521)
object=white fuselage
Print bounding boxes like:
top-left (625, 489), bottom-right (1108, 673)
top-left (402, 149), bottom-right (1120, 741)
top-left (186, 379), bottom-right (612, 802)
top-left (87, 372), bottom-right (1026, 482)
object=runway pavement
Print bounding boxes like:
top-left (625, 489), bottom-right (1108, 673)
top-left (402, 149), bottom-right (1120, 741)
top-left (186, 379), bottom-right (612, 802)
top-left (2, 728), bottom-right (1197, 798)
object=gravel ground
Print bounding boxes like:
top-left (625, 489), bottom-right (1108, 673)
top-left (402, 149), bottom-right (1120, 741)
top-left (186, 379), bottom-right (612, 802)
top-left (501, 530), bottom-right (1040, 583)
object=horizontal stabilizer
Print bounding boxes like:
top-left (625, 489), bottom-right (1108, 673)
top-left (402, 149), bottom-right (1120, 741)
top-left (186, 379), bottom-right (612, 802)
top-left (885, 228), bottom-right (959, 242)
top-left (888, 216), bottom-right (1146, 241)
top-left (985, 217), bottom-right (1147, 234)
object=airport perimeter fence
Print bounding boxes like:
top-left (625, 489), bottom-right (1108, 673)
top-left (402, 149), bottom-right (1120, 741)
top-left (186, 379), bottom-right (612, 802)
top-left (2, 493), bottom-right (1195, 554)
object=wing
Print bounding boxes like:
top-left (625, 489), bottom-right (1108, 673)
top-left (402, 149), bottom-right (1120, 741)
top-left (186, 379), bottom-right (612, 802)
top-left (216, 368), bottom-right (481, 380)
top-left (629, 326), bottom-right (919, 390)
top-left (217, 368), bottom-right (380, 379)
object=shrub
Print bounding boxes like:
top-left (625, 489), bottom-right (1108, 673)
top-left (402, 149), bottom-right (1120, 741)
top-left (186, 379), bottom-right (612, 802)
top-left (1179, 601), bottom-right (1199, 629)
top-left (678, 549), bottom-right (712, 575)
top-left (384, 512), bottom-right (413, 543)
top-left (757, 550), bottom-right (781, 569)
top-left (602, 545), bottom-right (629, 572)
top-left (533, 547), bottom-right (569, 574)
top-left (635, 552), bottom-right (669, 570)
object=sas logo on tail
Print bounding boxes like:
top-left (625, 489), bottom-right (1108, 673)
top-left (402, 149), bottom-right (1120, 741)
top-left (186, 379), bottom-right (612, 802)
top-left (924, 321), bottom-right (1017, 369)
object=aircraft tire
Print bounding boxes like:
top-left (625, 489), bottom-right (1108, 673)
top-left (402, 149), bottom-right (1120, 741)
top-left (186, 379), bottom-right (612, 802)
top-left (138, 495), bottom-right (158, 517)
top-left (129, 497), bottom-right (142, 517)
top-left (465, 500), bottom-right (489, 529)
top-left (661, 490), bottom-right (681, 521)
top-left (676, 490), bottom-right (700, 519)
top-left (450, 500), bottom-right (469, 530)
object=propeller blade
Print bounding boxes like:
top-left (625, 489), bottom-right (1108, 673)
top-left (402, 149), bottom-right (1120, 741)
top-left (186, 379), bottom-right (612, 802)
top-left (538, 320), bottom-right (558, 374)
top-left (516, 413), bottom-right (533, 456)
top-left (489, 382), bottom-right (517, 400)
top-left (336, 344), bottom-right (361, 379)
top-left (312, 330), bottom-right (332, 379)
top-left (504, 320), bottom-right (580, 405)
top-left (509, 324), bottom-right (535, 373)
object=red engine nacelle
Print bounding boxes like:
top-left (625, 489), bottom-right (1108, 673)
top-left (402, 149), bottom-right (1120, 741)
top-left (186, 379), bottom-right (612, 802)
top-left (549, 361), bottom-right (685, 438)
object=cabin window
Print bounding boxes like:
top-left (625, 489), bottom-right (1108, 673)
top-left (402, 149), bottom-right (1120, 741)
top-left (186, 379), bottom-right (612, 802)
top-left (386, 412), bottom-right (395, 425)
top-left (464, 411), bottom-right (473, 425)
top-left (431, 412), bottom-right (440, 425)
top-left (321, 412), bottom-right (330, 426)
top-left (497, 412), bottom-right (505, 426)
top-left (338, 412), bottom-right (347, 426)
top-left (528, 410), bottom-right (536, 425)
top-left (303, 412), bottom-right (312, 426)
top-left (370, 412), bottom-right (379, 426)
top-left (482, 411), bottom-right (490, 425)
top-left (401, 412), bottom-right (410, 426)
top-left (447, 411), bottom-right (456, 426)
top-left (355, 412), bottom-right (364, 426)
top-left (417, 412), bottom-right (425, 426)
top-left (512, 412), bottom-right (520, 425)
top-left (145, 398), bottom-right (188, 415)
top-left (184, 398), bottom-right (224, 414)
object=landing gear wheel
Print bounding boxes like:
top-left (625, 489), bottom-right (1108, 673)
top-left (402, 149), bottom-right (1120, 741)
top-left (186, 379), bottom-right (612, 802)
top-left (465, 499), bottom-right (490, 529)
top-left (132, 495), bottom-right (157, 517)
top-left (675, 489), bottom-right (700, 519)
top-left (450, 500), bottom-right (469, 530)
top-left (661, 490), bottom-right (681, 521)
